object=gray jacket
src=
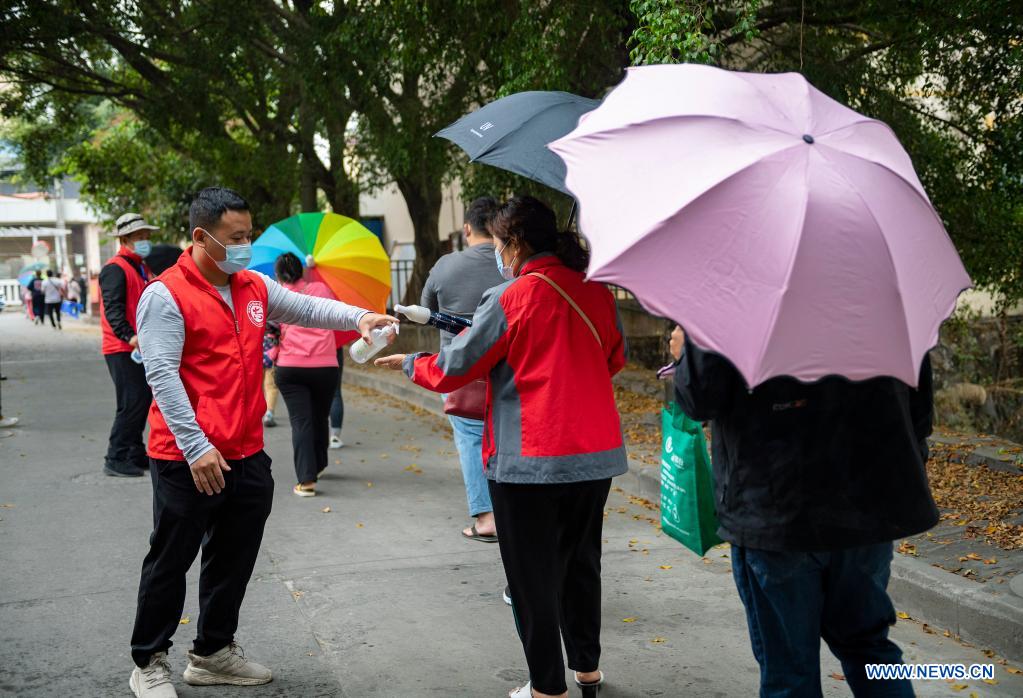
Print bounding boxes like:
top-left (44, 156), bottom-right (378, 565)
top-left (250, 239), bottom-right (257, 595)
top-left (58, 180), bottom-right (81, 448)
top-left (421, 242), bottom-right (505, 349)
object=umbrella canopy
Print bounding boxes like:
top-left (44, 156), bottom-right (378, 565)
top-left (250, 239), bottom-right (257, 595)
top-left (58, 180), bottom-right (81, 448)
top-left (436, 91), bottom-right (599, 195)
top-left (249, 212), bottom-right (390, 314)
top-left (17, 262), bottom-right (47, 287)
top-left (550, 64), bottom-right (971, 388)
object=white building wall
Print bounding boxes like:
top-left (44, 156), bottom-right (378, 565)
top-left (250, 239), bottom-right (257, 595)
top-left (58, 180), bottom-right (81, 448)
top-left (358, 180), bottom-right (463, 254)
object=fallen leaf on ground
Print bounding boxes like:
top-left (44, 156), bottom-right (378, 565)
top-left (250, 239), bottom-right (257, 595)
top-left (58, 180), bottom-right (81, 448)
top-left (659, 565), bottom-right (673, 570)
top-left (366, 482), bottom-right (373, 487)
top-left (984, 558), bottom-right (997, 564)
top-left (1006, 666), bottom-right (1022, 674)
top-left (950, 684), bottom-right (968, 692)
top-left (622, 617), bottom-right (637, 623)
top-left (321, 506), bottom-right (331, 513)
top-left (896, 612), bottom-right (911, 620)
top-left (897, 541), bottom-right (918, 556)
top-left (964, 552), bottom-right (983, 561)
top-left (179, 616), bottom-right (190, 624)
top-left (651, 637), bottom-right (666, 644)
top-left (356, 523), bottom-right (364, 528)
top-left (829, 673), bottom-right (845, 681)
top-left (982, 678), bottom-right (998, 685)
top-left (0, 503), bottom-right (14, 509)
top-left (292, 590), bottom-right (303, 600)
top-left (944, 629), bottom-right (953, 638)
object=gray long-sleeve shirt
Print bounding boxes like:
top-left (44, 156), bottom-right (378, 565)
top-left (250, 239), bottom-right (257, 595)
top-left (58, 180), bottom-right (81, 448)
top-left (420, 242), bottom-right (505, 349)
top-left (136, 272), bottom-right (368, 464)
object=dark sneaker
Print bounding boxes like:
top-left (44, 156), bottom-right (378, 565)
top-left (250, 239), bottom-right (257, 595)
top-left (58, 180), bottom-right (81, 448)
top-left (104, 461), bottom-right (146, 477)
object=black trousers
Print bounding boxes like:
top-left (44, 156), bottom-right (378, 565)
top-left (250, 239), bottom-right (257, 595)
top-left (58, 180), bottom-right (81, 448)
top-left (130, 450), bottom-right (274, 667)
top-left (275, 366), bottom-right (339, 484)
top-left (105, 352), bottom-right (153, 470)
top-left (45, 301), bottom-right (62, 328)
top-left (329, 347), bottom-right (345, 430)
top-left (488, 478), bottom-right (612, 696)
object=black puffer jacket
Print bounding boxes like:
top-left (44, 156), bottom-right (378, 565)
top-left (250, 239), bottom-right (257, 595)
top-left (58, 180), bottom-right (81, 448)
top-left (674, 338), bottom-right (937, 552)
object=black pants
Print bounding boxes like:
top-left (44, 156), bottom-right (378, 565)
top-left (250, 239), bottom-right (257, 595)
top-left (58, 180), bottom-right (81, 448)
top-left (275, 366), bottom-right (339, 484)
top-left (489, 478), bottom-right (612, 696)
top-left (45, 301), bottom-right (62, 328)
top-left (31, 297), bottom-right (44, 324)
top-left (329, 347), bottom-right (345, 430)
top-left (105, 352), bottom-right (153, 470)
top-left (130, 450), bottom-right (274, 667)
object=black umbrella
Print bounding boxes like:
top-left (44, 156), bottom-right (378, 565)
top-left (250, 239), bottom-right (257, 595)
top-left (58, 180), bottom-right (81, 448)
top-left (146, 243), bottom-right (184, 276)
top-left (436, 91), bottom-right (599, 196)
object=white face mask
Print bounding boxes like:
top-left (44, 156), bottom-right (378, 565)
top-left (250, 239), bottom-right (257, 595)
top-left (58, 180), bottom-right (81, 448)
top-left (495, 241), bottom-right (516, 281)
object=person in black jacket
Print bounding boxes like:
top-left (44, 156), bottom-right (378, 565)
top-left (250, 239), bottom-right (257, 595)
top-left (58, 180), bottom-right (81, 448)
top-left (99, 213), bottom-right (156, 477)
top-left (670, 326), bottom-right (934, 698)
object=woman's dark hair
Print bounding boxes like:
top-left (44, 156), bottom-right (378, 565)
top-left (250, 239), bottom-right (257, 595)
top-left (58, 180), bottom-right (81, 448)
top-left (490, 195), bottom-right (589, 272)
top-left (274, 252), bottom-right (303, 284)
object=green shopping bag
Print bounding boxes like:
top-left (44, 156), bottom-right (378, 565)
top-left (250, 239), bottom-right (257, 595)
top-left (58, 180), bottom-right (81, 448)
top-left (660, 402), bottom-right (723, 556)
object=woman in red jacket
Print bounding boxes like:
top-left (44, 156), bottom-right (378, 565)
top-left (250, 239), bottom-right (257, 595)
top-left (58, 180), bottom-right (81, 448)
top-left (377, 196), bottom-right (627, 698)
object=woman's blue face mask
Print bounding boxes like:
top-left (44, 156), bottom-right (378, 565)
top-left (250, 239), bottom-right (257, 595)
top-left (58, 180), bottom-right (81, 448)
top-left (495, 241), bottom-right (516, 281)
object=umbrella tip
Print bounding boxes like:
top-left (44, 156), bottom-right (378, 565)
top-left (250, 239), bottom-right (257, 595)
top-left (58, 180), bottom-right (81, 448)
top-left (802, 134), bottom-right (815, 144)
top-left (305, 254), bottom-right (316, 269)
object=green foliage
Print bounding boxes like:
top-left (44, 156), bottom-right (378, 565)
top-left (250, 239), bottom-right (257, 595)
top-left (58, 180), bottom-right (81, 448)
top-left (626, 0), bottom-right (1023, 306)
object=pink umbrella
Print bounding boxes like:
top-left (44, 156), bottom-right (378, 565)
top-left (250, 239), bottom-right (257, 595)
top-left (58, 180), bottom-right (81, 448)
top-left (549, 64), bottom-right (971, 388)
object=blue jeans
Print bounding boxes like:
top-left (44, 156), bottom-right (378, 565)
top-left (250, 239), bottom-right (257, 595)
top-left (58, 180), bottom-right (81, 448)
top-left (731, 542), bottom-right (913, 698)
top-left (447, 412), bottom-right (492, 517)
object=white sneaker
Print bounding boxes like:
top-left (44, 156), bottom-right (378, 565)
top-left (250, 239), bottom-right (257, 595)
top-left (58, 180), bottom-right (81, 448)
top-left (183, 642), bottom-right (272, 686)
top-left (329, 433), bottom-right (344, 449)
top-left (129, 652), bottom-right (177, 697)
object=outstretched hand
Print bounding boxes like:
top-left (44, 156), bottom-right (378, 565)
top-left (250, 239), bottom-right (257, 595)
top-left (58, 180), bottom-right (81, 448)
top-left (358, 312), bottom-right (400, 345)
top-left (374, 354), bottom-right (407, 371)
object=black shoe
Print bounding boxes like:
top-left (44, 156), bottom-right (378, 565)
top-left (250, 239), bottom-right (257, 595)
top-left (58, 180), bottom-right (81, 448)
top-left (502, 585), bottom-right (512, 606)
top-left (104, 462), bottom-right (145, 477)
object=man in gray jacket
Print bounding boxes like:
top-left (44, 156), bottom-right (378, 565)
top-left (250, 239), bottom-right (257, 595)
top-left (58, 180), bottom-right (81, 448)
top-left (421, 196), bottom-right (504, 542)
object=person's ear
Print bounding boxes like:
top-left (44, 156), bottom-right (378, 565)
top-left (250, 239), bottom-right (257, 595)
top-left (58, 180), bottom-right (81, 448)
top-left (192, 227), bottom-right (206, 246)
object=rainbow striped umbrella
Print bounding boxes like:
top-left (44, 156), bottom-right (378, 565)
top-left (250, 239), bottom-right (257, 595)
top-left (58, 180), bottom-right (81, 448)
top-left (249, 212), bottom-right (390, 313)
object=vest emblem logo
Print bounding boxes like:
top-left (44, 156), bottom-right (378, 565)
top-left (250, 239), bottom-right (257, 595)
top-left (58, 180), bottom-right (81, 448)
top-left (246, 300), bottom-right (265, 327)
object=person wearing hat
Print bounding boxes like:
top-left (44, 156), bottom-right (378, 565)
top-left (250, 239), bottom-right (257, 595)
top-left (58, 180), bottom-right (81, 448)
top-left (99, 212), bottom-right (157, 478)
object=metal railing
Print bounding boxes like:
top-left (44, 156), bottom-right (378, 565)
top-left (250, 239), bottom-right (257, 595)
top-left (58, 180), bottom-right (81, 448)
top-left (389, 260), bottom-right (415, 309)
top-left (0, 279), bottom-right (23, 307)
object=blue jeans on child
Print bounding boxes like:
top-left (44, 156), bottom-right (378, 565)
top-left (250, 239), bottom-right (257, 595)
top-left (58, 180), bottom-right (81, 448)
top-left (731, 541), bottom-right (913, 698)
top-left (446, 411), bottom-right (492, 517)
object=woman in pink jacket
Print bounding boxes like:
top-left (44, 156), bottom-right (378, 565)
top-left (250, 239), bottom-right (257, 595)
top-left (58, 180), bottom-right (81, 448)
top-left (273, 252), bottom-right (340, 497)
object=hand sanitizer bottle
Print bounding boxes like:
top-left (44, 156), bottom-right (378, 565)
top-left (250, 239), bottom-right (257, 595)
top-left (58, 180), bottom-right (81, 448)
top-left (349, 323), bottom-right (399, 364)
top-left (394, 304), bottom-right (472, 334)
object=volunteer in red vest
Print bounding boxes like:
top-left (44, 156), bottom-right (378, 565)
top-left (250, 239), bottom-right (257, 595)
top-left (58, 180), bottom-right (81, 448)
top-left (99, 212), bottom-right (156, 478)
top-left (127, 187), bottom-right (396, 698)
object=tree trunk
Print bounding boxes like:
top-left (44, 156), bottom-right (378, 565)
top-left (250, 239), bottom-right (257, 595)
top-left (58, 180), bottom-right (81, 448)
top-left (396, 177), bottom-right (444, 306)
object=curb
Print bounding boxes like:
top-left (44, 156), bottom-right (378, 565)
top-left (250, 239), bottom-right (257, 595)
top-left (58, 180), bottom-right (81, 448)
top-left (345, 365), bottom-right (1023, 663)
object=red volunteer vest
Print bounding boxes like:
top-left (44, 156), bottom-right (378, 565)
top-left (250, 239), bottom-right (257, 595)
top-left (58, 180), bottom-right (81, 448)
top-left (147, 249), bottom-right (269, 461)
top-left (100, 247), bottom-right (151, 355)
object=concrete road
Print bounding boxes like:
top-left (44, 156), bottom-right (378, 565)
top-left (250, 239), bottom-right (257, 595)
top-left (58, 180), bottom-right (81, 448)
top-left (1, 312), bottom-right (1020, 697)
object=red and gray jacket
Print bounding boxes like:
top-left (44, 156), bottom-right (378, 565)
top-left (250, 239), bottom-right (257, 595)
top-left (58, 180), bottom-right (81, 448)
top-left (404, 254), bottom-right (628, 484)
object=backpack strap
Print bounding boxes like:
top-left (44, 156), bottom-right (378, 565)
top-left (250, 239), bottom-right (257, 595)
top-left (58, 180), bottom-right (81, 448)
top-left (527, 272), bottom-right (602, 348)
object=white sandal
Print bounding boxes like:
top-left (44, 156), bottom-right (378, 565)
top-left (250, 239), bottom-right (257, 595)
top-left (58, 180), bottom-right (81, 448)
top-left (509, 681), bottom-right (533, 698)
